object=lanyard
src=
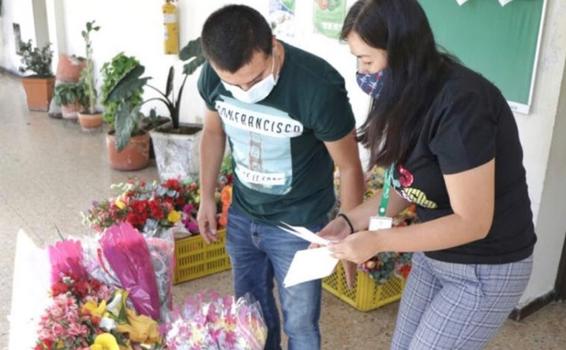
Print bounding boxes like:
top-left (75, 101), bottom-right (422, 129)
top-left (378, 165), bottom-right (394, 217)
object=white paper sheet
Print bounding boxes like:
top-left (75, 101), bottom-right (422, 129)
top-left (283, 247), bottom-right (338, 288)
top-left (278, 222), bottom-right (331, 246)
top-left (499, 0), bottom-right (513, 6)
top-left (9, 230), bottom-right (50, 350)
top-left (456, 0), bottom-right (469, 6)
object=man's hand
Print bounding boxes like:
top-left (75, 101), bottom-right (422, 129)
top-left (197, 198), bottom-right (219, 243)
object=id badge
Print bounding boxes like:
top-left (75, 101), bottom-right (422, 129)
top-left (369, 216), bottom-right (393, 231)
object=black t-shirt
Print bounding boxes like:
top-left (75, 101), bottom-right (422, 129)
top-left (392, 62), bottom-right (536, 264)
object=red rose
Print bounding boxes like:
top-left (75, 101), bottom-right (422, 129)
top-left (74, 279), bottom-right (90, 298)
top-left (175, 196), bottom-right (186, 207)
top-left (51, 281), bottom-right (69, 296)
top-left (126, 212), bottom-right (145, 228)
top-left (149, 199), bottom-right (164, 220)
top-left (165, 179), bottom-right (181, 191)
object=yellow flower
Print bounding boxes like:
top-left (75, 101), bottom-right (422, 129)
top-left (114, 198), bottom-right (126, 210)
top-left (167, 210), bottom-right (181, 223)
top-left (82, 300), bottom-right (107, 319)
top-left (90, 333), bottom-right (119, 350)
top-left (116, 308), bottom-right (161, 344)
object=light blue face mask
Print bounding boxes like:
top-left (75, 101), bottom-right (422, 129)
top-left (356, 70), bottom-right (384, 99)
top-left (222, 51), bottom-right (279, 104)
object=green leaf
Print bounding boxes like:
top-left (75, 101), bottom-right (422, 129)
top-left (105, 65), bottom-right (148, 103)
top-left (165, 66), bottom-right (174, 98)
top-left (115, 103), bottom-right (139, 151)
top-left (183, 56), bottom-right (206, 75)
top-left (179, 38), bottom-right (202, 61)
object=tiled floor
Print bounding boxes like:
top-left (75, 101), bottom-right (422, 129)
top-left (1, 72), bottom-right (565, 349)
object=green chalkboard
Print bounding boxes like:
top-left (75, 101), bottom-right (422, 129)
top-left (419, 0), bottom-right (545, 111)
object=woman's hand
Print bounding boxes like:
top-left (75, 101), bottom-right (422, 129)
top-left (329, 230), bottom-right (382, 264)
top-left (311, 217), bottom-right (358, 288)
top-left (310, 216), bottom-right (351, 248)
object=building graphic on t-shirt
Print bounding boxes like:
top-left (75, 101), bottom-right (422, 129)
top-left (216, 96), bottom-right (303, 195)
top-left (249, 132), bottom-right (263, 172)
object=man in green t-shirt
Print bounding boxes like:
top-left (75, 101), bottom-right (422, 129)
top-left (197, 5), bottom-right (364, 349)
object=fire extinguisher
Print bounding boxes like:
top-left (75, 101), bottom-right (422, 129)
top-left (163, 0), bottom-right (179, 54)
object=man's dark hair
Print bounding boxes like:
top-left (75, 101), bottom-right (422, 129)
top-left (201, 5), bottom-right (273, 73)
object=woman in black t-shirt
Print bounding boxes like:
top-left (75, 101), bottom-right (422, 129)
top-left (319, 1), bottom-right (537, 349)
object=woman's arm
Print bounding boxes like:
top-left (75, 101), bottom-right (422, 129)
top-left (346, 184), bottom-right (411, 232)
top-left (330, 159), bottom-right (495, 263)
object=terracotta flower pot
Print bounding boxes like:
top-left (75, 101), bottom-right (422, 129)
top-left (56, 54), bottom-right (86, 83)
top-left (21, 77), bottom-right (55, 111)
top-left (61, 103), bottom-right (82, 120)
top-left (106, 132), bottom-right (150, 171)
top-left (78, 112), bottom-right (103, 131)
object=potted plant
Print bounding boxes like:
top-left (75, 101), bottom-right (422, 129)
top-left (53, 82), bottom-right (87, 119)
top-left (56, 54), bottom-right (86, 83)
top-left (100, 53), bottom-right (149, 171)
top-left (17, 40), bottom-right (55, 111)
top-left (77, 20), bottom-right (103, 131)
top-left (108, 38), bottom-right (206, 180)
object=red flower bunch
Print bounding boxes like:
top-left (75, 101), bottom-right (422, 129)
top-left (35, 273), bottom-right (113, 350)
top-left (51, 273), bottom-right (111, 302)
top-left (82, 178), bottom-right (202, 236)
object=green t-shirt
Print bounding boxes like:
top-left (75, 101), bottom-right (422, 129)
top-left (197, 42), bottom-right (355, 226)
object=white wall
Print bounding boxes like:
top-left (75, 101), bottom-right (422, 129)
top-left (514, 0), bottom-right (566, 305)
top-left (1, 0), bottom-right (565, 306)
top-left (0, 0), bottom-right (37, 73)
top-left (524, 59), bottom-right (566, 305)
top-left (31, 0), bottom-right (48, 48)
top-left (52, 0), bottom-right (369, 129)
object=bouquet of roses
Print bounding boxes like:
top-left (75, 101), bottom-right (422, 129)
top-left (82, 178), bottom-right (202, 237)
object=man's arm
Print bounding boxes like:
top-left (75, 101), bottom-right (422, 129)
top-left (324, 130), bottom-right (365, 212)
top-left (197, 108), bottom-right (226, 243)
top-left (323, 130), bottom-right (365, 287)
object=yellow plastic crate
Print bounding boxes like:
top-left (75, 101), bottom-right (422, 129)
top-left (174, 229), bottom-right (231, 284)
top-left (323, 262), bottom-right (405, 311)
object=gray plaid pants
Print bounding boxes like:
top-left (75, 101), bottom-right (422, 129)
top-left (391, 252), bottom-right (533, 350)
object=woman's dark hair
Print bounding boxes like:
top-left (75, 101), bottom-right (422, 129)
top-left (201, 5), bottom-right (273, 73)
top-left (341, 0), bottom-right (451, 168)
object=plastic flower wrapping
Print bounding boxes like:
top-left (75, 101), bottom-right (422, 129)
top-left (165, 291), bottom-right (267, 350)
top-left (22, 219), bottom-right (264, 349)
top-left (35, 224), bottom-right (165, 349)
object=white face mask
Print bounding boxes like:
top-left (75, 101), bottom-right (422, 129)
top-left (222, 51), bottom-right (279, 104)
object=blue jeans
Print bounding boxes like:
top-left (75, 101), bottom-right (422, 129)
top-left (226, 206), bottom-right (327, 350)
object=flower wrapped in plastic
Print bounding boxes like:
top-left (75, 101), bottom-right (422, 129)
top-left (48, 239), bottom-right (88, 285)
top-left (234, 294), bottom-right (268, 350)
top-left (100, 222), bottom-right (161, 320)
top-left (165, 291), bottom-right (267, 350)
top-left (145, 227), bottom-right (175, 321)
top-left (81, 235), bottom-right (121, 289)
